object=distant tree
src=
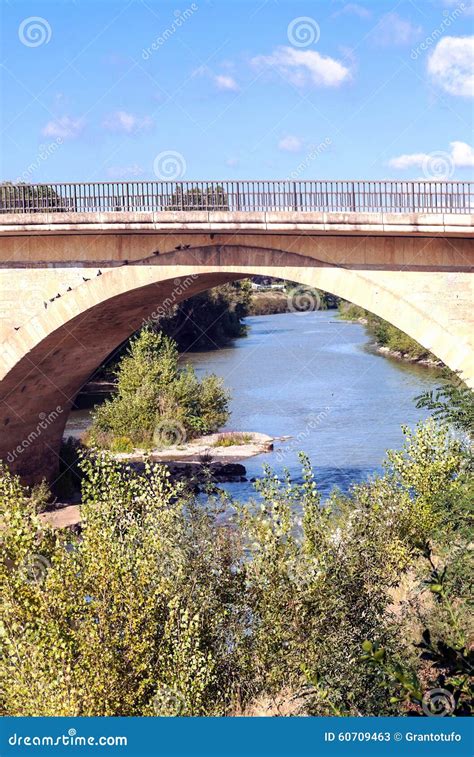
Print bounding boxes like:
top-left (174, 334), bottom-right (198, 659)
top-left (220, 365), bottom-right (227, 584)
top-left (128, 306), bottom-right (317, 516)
top-left (166, 184), bottom-right (229, 211)
top-left (0, 181), bottom-right (68, 212)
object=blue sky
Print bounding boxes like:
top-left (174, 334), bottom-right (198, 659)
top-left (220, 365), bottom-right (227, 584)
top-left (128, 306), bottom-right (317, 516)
top-left (1, 0), bottom-right (473, 182)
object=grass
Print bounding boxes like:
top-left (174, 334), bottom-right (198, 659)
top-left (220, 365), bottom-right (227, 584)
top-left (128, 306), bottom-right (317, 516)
top-left (212, 432), bottom-right (254, 447)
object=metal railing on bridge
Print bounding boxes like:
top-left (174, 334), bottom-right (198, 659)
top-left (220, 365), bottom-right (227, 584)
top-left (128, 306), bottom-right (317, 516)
top-left (0, 180), bottom-right (472, 214)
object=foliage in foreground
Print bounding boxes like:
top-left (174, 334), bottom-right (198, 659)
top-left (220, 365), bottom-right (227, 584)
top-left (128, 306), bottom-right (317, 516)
top-left (416, 370), bottom-right (474, 440)
top-left (88, 329), bottom-right (230, 451)
top-left (1, 418), bottom-right (471, 717)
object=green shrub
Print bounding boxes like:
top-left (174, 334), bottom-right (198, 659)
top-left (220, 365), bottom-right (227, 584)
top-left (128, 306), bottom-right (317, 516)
top-left (1, 420), bottom-right (471, 717)
top-left (90, 329), bottom-right (230, 449)
top-left (338, 302), bottom-right (437, 362)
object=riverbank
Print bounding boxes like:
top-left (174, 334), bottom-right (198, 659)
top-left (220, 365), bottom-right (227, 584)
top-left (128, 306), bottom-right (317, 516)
top-left (110, 431), bottom-right (274, 466)
top-left (338, 302), bottom-right (442, 370)
top-left (249, 289), bottom-right (339, 315)
top-left (45, 431), bottom-right (276, 528)
top-left (249, 290), bottom-right (289, 315)
top-left (372, 343), bottom-right (442, 368)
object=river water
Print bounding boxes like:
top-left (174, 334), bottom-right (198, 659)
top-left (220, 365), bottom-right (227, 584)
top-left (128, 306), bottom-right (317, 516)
top-left (180, 311), bottom-right (437, 498)
top-left (66, 311), bottom-right (438, 499)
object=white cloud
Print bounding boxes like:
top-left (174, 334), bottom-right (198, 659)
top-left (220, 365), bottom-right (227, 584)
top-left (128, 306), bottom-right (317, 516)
top-left (106, 164), bottom-right (145, 179)
top-left (278, 135), bottom-right (303, 152)
top-left (389, 141), bottom-right (474, 169)
top-left (442, 0), bottom-right (474, 15)
top-left (373, 12), bottom-right (422, 46)
top-left (389, 152), bottom-right (432, 169)
top-left (450, 140), bottom-right (474, 166)
top-left (251, 46), bottom-right (351, 88)
top-left (41, 116), bottom-right (84, 140)
top-left (332, 3), bottom-right (371, 19)
top-left (192, 66), bottom-right (240, 92)
top-left (102, 110), bottom-right (154, 134)
top-left (427, 36), bottom-right (474, 97)
top-left (214, 74), bottom-right (239, 92)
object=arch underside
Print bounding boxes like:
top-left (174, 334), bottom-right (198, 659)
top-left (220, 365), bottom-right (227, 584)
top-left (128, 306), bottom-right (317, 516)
top-left (0, 244), bottom-right (472, 483)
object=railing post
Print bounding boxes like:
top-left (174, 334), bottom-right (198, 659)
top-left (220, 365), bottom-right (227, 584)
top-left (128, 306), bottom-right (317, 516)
top-left (350, 182), bottom-right (356, 212)
top-left (292, 182), bottom-right (297, 211)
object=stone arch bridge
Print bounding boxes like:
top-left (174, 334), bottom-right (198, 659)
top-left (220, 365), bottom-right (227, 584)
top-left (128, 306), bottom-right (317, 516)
top-left (0, 179), bottom-right (472, 483)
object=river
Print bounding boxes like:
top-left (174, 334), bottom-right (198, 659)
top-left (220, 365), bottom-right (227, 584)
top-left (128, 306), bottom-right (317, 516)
top-left (66, 311), bottom-right (438, 499)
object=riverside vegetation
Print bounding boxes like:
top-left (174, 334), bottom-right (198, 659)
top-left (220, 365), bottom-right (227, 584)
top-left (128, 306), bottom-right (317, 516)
top-left (1, 373), bottom-right (472, 717)
top-left (86, 328), bottom-right (230, 453)
top-left (338, 302), bottom-right (440, 365)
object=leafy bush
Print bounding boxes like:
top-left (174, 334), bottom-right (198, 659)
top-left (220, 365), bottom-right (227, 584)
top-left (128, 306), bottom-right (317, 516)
top-left (416, 371), bottom-right (474, 440)
top-left (1, 419), bottom-right (471, 717)
top-left (88, 329), bottom-right (230, 449)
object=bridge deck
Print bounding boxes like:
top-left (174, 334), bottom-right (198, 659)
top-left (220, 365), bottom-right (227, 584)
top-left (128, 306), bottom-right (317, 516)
top-left (0, 210), bottom-right (472, 237)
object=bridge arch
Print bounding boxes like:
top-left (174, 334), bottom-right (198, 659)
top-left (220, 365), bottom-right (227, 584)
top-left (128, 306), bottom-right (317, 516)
top-left (0, 244), bottom-right (471, 484)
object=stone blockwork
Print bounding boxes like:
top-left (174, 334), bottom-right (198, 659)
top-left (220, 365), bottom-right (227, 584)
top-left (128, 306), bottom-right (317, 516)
top-left (0, 211), bottom-right (472, 484)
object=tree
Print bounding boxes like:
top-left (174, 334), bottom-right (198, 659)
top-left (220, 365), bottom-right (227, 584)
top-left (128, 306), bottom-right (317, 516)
top-left (415, 371), bottom-right (474, 439)
top-left (89, 329), bottom-right (230, 450)
top-left (166, 184), bottom-right (229, 211)
top-left (0, 181), bottom-right (69, 213)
